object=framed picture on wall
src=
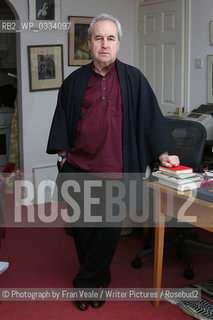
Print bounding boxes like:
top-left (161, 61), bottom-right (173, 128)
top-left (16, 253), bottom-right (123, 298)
top-left (29, 0), bottom-right (61, 22)
top-left (28, 44), bottom-right (64, 91)
top-left (207, 55), bottom-right (213, 104)
top-left (210, 21), bottom-right (213, 45)
top-left (68, 16), bottom-right (93, 66)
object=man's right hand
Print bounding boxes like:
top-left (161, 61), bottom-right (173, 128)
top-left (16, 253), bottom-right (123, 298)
top-left (59, 158), bottom-right (66, 168)
top-left (58, 151), bottom-right (67, 169)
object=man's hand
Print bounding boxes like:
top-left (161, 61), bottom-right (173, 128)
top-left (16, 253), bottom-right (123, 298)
top-left (58, 151), bottom-right (67, 169)
top-left (159, 152), bottom-right (180, 168)
top-left (59, 158), bottom-right (66, 168)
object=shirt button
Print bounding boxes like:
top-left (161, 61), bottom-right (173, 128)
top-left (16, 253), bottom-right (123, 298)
top-left (103, 87), bottom-right (106, 90)
top-left (102, 96), bottom-right (106, 99)
top-left (102, 78), bottom-right (105, 81)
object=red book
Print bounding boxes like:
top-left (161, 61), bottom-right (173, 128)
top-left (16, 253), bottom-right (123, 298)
top-left (159, 165), bottom-right (193, 176)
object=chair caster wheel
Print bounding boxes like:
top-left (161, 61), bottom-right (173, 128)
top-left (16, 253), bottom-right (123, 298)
top-left (183, 269), bottom-right (194, 280)
top-left (132, 258), bottom-right (142, 269)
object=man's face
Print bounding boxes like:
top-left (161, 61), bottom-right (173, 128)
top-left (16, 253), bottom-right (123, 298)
top-left (88, 20), bottom-right (120, 67)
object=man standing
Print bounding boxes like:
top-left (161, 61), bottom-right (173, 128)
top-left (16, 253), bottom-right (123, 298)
top-left (47, 13), bottom-right (179, 311)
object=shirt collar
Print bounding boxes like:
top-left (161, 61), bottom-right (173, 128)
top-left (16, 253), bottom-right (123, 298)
top-left (92, 61), bottom-right (116, 77)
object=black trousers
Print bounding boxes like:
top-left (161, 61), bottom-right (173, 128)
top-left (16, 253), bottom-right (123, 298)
top-left (58, 161), bottom-right (121, 288)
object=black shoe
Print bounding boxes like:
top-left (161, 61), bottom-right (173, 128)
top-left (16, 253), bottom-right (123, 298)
top-left (75, 300), bottom-right (89, 311)
top-left (90, 300), bottom-right (105, 309)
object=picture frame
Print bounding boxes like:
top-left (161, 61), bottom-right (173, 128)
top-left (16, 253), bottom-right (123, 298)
top-left (210, 21), bottom-right (213, 45)
top-left (207, 55), bottom-right (213, 104)
top-left (29, 0), bottom-right (61, 22)
top-left (68, 16), bottom-right (93, 66)
top-left (28, 44), bottom-right (64, 91)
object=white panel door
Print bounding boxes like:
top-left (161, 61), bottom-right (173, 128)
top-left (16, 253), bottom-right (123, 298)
top-left (139, 0), bottom-right (185, 115)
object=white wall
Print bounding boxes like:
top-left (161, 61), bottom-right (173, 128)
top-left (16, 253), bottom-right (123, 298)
top-left (8, 0), bottom-right (136, 178)
top-left (189, 0), bottom-right (213, 110)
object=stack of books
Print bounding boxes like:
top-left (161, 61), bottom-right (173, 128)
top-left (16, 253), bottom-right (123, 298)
top-left (152, 165), bottom-right (202, 191)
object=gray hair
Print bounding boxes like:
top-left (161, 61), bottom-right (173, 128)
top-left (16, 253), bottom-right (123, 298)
top-left (88, 13), bottom-right (122, 40)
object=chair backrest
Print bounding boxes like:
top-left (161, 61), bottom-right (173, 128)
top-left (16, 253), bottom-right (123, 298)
top-left (165, 117), bottom-right (207, 172)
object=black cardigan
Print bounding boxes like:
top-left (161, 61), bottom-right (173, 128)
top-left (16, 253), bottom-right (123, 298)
top-left (46, 59), bottom-right (174, 173)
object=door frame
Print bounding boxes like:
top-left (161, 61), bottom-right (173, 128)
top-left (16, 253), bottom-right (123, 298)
top-left (5, 0), bottom-right (23, 171)
top-left (135, 0), bottom-right (191, 113)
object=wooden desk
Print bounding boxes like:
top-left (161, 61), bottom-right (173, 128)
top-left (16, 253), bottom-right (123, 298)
top-left (150, 182), bottom-right (213, 307)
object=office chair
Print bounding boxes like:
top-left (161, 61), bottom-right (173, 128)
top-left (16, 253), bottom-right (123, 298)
top-left (132, 117), bottom-right (213, 280)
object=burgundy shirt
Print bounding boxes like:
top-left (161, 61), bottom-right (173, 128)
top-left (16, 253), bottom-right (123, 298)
top-left (67, 62), bottom-right (123, 173)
